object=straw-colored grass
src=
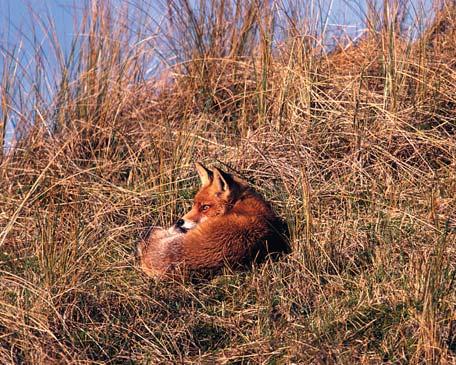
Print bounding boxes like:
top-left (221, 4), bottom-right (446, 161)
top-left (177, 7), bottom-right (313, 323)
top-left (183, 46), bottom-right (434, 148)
top-left (1, 0), bottom-right (455, 363)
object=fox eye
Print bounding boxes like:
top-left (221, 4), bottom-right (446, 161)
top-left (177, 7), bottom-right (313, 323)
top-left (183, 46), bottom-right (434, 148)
top-left (201, 205), bottom-right (210, 211)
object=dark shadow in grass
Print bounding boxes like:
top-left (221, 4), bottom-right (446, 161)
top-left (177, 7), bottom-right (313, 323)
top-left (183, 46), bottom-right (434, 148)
top-left (322, 302), bottom-right (411, 362)
top-left (0, 324), bottom-right (27, 364)
top-left (448, 320), bottom-right (456, 354)
top-left (177, 322), bottom-right (230, 356)
top-left (51, 291), bottom-right (126, 362)
top-left (51, 290), bottom-right (199, 363)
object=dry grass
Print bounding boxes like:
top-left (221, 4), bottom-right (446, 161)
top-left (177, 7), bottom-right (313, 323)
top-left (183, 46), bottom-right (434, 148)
top-left (1, 0), bottom-right (456, 363)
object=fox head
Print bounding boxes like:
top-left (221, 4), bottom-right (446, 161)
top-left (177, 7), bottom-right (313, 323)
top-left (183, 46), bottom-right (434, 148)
top-left (175, 163), bottom-right (248, 232)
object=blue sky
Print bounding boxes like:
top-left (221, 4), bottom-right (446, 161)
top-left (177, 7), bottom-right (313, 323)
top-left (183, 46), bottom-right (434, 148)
top-left (0, 0), bottom-right (435, 56)
top-left (0, 0), bottom-right (434, 148)
top-left (0, 1), bottom-right (370, 51)
top-left (1, 0), bottom-right (434, 70)
top-left (0, 0), bottom-right (370, 89)
top-left (0, 1), bottom-right (74, 146)
top-left (0, 0), bottom-right (75, 52)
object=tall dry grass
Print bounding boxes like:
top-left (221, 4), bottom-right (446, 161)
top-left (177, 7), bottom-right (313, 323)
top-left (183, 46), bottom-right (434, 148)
top-left (1, 0), bottom-right (455, 363)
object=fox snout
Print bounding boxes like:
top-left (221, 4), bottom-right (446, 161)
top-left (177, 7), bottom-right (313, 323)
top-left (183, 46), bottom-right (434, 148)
top-left (175, 218), bottom-right (197, 233)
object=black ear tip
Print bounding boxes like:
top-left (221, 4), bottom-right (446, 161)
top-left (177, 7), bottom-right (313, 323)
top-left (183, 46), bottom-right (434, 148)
top-left (195, 162), bottom-right (206, 170)
top-left (212, 166), bottom-right (229, 177)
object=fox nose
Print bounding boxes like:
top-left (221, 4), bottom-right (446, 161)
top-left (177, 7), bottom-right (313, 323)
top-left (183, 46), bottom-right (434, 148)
top-left (175, 219), bottom-right (185, 228)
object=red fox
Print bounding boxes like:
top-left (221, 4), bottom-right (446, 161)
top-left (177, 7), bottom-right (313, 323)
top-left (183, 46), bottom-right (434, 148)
top-left (137, 163), bottom-right (288, 278)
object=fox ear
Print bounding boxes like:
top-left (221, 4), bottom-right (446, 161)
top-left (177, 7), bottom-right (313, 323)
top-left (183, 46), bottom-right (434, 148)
top-left (195, 162), bottom-right (212, 185)
top-left (211, 167), bottom-right (236, 196)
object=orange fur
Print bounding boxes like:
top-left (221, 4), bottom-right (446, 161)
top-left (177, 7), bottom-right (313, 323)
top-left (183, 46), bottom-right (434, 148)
top-left (138, 163), bottom-right (288, 278)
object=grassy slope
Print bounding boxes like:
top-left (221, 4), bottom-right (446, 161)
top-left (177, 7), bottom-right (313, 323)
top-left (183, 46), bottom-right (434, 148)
top-left (1, 1), bottom-right (455, 363)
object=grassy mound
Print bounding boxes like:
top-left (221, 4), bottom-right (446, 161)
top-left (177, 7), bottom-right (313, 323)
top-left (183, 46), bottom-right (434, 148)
top-left (1, 1), bottom-right (455, 363)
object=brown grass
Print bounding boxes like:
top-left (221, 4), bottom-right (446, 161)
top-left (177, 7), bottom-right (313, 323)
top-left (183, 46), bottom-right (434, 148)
top-left (1, 0), bottom-right (455, 363)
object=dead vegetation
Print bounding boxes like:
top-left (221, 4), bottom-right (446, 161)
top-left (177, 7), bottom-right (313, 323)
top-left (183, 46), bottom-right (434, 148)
top-left (1, 0), bottom-right (455, 363)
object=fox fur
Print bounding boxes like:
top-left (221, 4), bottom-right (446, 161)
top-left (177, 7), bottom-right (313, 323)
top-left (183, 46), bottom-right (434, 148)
top-left (137, 163), bottom-right (288, 279)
